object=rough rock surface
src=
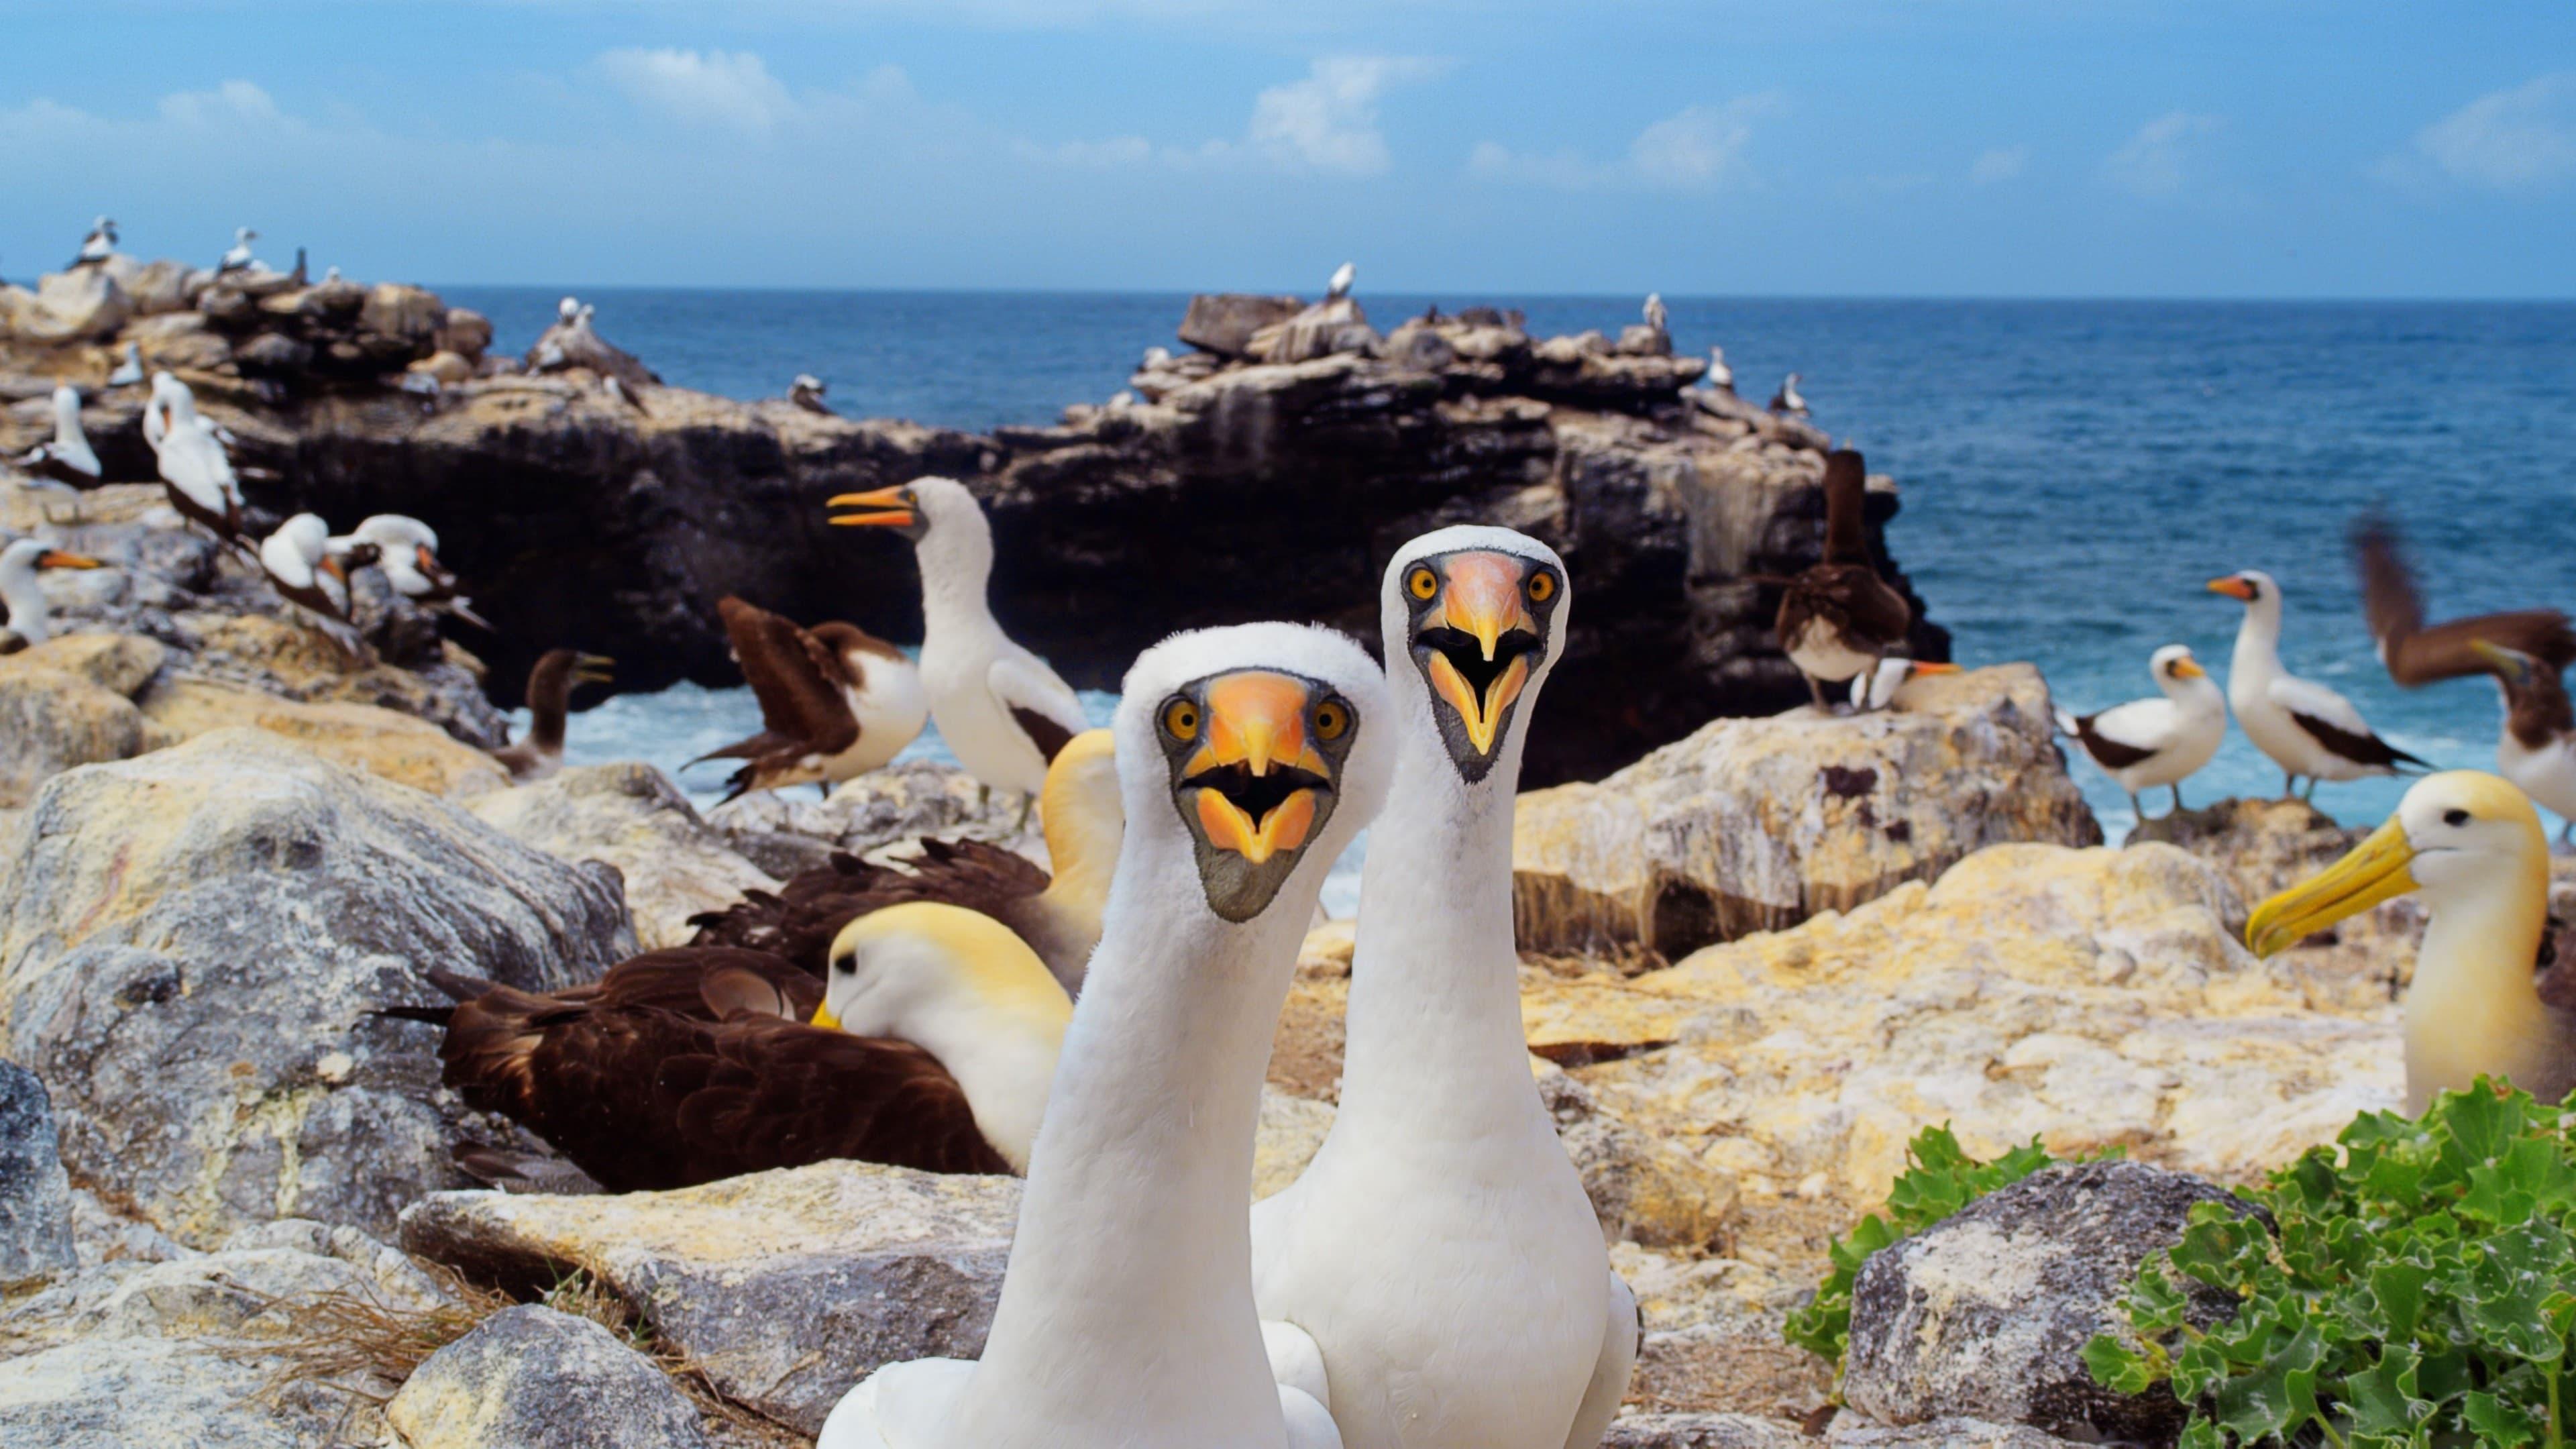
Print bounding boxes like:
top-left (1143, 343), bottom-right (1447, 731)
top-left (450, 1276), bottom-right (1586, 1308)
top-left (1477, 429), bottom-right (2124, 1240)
top-left (0, 635), bottom-right (172, 806)
top-left (0, 1060), bottom-right (75, 1286)
top-left (0, 730), bottom-right (633, 1247)
top-left (470, 763), bottom-right (777, 949)
top-left (140, 676), bottom-right (510, 797)
top-left (1843, 1161), bottom-right (2262, 1442)
top-left (1601, 1411), bottom-right (1809, 1448)
top-left (1513, 665), bottom-right (2101, 957)
top-left (386, 1304), bottom-right (712, 1449)
top-left (1825, 1415), bottom-right (2092, 1449)
top-left (707, 758), bottom-right (1038, 879)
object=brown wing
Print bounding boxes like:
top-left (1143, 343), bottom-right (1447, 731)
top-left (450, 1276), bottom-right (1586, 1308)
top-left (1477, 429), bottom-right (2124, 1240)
top-left (2287, 710), bottom-right (2428, 771)
top-left (716, 597), bottom-right (859, 754)
top-left (1778, 564), bottom-right (1912, 653)
top-left (669, 1019), bottom-right (1011, 1181)
top-left (1009, 706), bottom-right (1077, 765)
top-left (1821, 449), bottom-right (1871, 565)
top-left (2072, 713), bottom-right (2161, 771)
top-left (687, 841), bottom-right (1052, 977)
top-left (2353, 516), bottom-right (2576, 686)
top-left (580, 947), bottom-right (824, 1021)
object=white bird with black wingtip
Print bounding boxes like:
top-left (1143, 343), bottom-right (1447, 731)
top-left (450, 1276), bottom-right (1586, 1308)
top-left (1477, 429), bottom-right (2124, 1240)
top-left (18, 386), bottom-right (101, 490)
top-left (1326, 261), bottom-right (1356, 300)
top-left (2055, 644), bottom-right (2228, 820)
top-left (2209, 570), bottom-right (2423, 799)
top-left (217, 227), bottom-right (260, 274)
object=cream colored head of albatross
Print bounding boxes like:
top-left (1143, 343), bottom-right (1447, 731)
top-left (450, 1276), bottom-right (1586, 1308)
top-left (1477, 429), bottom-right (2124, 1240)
top-left (2249, 770), bottom-right (2570, 1113)
top-left (818, 622), bottom-right (1393, 1449)
top-left (1247, 526), bottom-right (1638, 1449)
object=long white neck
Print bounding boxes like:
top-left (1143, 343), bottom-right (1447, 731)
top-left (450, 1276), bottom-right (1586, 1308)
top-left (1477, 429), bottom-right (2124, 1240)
top-left (959, 826), bottom-right (1310, 1448)
top-left (0, 562), bottom-right (49, 644)
top-left (2228, 597), bottom-right (2284, 694)
top-left (916, 516), bottom-right (998, 652)
top-left (53, 396), bottom-right (84, 450)
top-left (2404, 859), bottom-right (2551, 1112)
top-left (1336, 699), bottom-right (1539, 1134)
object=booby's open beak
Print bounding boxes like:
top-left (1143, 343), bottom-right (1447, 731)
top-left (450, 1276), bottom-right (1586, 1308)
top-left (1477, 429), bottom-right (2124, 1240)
top-left (2170, 657), bottom-right (2206, 680)
top-left (573, 653), bottom-right (616, 686)
top-left (1161, 668), bottom-right (1357, 922)
top-left (36, 550), bottom-right (101, 571)
top-left (2206, 576), bottom-right (2257, 601)
top-left (2245, 814), bottom-right (2418, 957)
top-left (1407, 550), bottom-right (1553, 780)
top-left (2470, 639), bottom-right (2535, 688)
top-left (826, 486), bottom-right (921, 534)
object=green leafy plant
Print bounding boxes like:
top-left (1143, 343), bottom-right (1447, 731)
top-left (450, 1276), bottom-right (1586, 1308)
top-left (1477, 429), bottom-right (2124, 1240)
top-left (1784, 1124), bottom-right (2088, 1368)
top-left (2088, 1079), bottom-right (2576, 1448)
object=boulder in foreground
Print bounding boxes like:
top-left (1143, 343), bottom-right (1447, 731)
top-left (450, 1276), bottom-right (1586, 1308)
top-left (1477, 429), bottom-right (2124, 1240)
top-left (469, 763), bottom-right (777, 950)
top-left (386, 1303), bottom-right (712, 1449)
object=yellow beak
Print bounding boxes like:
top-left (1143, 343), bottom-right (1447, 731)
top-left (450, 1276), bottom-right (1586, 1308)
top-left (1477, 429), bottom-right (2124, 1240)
top-left (2206, 576), bottom-right (2257, 601)
top-left (2171, 657), bottom-right (2206, 680)
top-left (36, 551), bottom-right (101, 570)
top-left (1424, 551), bottom-right (1538, 755)
top-left (827, 486), bottom-right (917, 529)
top-left (2245, 814), bottom-right (2419, 957)
top-left (574, 653), bottom-right (616, 685)
top-left (1184, 671), bottom-right (1330, 863)
top-left (811, 1000), bottom-right (841, 1030)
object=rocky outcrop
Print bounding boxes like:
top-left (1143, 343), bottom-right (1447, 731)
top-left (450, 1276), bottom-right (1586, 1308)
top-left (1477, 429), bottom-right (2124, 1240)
top-left (0, 730), bottom-right (633, 1247)
top-left (0, 635), bottom-right (172, 806)
top-left (1513, 665), bottom-right (2100, 958)
top-left (468, 763), bottom-right (777, 949)
top-left (385, 1304), bottom-right (712, 1449)
top-left (1843, 1161), bottom-right (2263, 1442)
top-left (0, 1061), bottom-right (75, 1287)
top-left (138, 677), bottom-right (510, 796)
top-left (706, 757), bottom-right (1036, 878)
top-left (1601, 1411), bottom-right (1809, 1448)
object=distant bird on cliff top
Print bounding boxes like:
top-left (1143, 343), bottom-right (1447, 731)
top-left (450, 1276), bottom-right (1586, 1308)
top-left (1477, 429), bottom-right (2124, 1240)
top-left (490, 648), bottom-right (614, 782)
top-left (1774, 449), bottom-right (1911, 712)
top-left (1849, 656), bottom-right (1959, 713)
top-left (217, 227), bottom-right (260, 274)
top-left (383, 906), bottom-right (1073, 1188)
top-left (790, 374), bottom-right (833, 415)
top-left (2210, 570), bottom-right (2425, 799)
top-left (2351, 514), bottom-right (2576, 688)
top-left (2467, 641), bottom-right (2576, 841)
top-left (0, 537), bottom-right (103, 651)
top-left (106, 342), bottom-right (144, 388)
top-left (1769, 372), bottom-right (1808, 416)
top-left (1642, 292), bottom-right (1668, 333)
top-left (826, 476), bottom-right (1090, 806)
top-left (2055, 644), bottom-right (2227, 819)
top-left (70, 217), bottom-right (115, 268)
top-left (334, 514), bottom-right (493, 630)
top-left (1705, 345), bottom-right (1734, 392)
top-left (286, 247), bottom-right (307, 286)
top-left (687, 596), bottom-right (926, 803)
top-left (323, 266), bottom-right (343, 284)
top-left (527, 299), bottom-right (659, 392)
top-left (558, 295), bottom-right (580, 322)
top-left (2247, 771), bottom-right (2575, 1112)
top-left (146, 373), bottom-right (251, 555)
top-left (1327, 260), bottom-right (1356, 299)
top-left (18, 386), bottom-right (101, 490)
top-left (690, 729), bottom-right (1121, 996)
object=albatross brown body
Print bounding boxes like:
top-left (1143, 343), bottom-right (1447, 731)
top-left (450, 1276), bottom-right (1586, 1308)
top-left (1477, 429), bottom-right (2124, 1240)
top-left (2353, 516), bottom-right (2576, 688)
top-left (1774, 449), bottom-right (1914, 710)
top-left (690, 841), bottom-right (1048, 977)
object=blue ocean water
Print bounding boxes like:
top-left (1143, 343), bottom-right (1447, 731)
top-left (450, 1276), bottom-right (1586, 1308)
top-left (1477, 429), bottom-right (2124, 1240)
top-left (460, 286), bottom-right (2576, 844)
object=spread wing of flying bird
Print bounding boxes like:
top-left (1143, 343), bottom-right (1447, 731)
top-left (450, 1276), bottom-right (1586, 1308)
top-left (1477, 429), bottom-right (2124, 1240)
top-left (2353, 515), bottom-right (2576, 687)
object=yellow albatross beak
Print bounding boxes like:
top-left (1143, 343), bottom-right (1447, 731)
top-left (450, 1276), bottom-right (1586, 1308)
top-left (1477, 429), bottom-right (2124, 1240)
top-left (1185, 672), bottom-right (1331, 864)
top-left (2246, 814), bottom-right (2418, 957)
top-left (1425, 552), bottom-right (1537, 755)
top-left (810, 1000), bottom-right (840, 1030)
top-left (826, 486), bottom-right (917, 529)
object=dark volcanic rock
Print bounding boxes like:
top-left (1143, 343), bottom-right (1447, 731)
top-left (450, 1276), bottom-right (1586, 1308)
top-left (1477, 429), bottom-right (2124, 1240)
top-left (0, 1060), bottom-right (75, 1285)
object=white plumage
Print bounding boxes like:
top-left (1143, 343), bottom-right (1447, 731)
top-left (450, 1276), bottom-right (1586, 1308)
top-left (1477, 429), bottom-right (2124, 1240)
top-left (2212, 570), bottom-right (2420, 797)
top-left (147, 372), bottom-right (248, 546)
top-left (1326, 261), bottom-right (1356, 299)
top-left (2055, 644), bottom-right (2226, 818)
top-left (1642, 292), bottom-right (1667, 332)
top-left (19, 386), bottom-right (101, 486)
top-left (107, 343), bottom-right (145, 388)
top-left (1705, 345), bottom-right (1733, 391)
top-left (217, 227), bottom-right (260, 274)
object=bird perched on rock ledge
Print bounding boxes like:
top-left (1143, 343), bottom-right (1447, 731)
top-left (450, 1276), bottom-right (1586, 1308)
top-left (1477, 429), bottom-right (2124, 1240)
top-left (1769, 372), bottom-right (1808, 416)
top-left (1642, 292), bottom-right (1668, 333)
top-left (1326, 259), bottom-right (1356, 299)
top-left (1773, 450), bottom-right (1911, 712)
top-left (790, 374), bottom-right (833, 415)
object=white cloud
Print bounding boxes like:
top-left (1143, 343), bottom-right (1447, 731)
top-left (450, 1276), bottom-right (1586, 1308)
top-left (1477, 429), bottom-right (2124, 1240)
top-left (158, 80), bottom-right (284, 129)
top-left (1242, 56), bottom-right (1442, 176)
top-left (1969, 145), bottom-right (2028, 185)
top-left (2385, 73), bottom-right (2576, 193)
top-left (1468, 95), bottom-right (1776, 192)
top-left (2102, 111), bottom-right (2220, 197)
top-left (596, 48), bottom-right (796, 135)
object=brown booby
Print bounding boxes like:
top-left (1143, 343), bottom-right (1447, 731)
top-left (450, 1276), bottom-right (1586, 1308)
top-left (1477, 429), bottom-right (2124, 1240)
top-left (1774, 449), bottom-right (1912, 712)
top-left (2211, 570), bottom-right (2425, 798)
top-left (2249, 771), bottom-right (2575, 1112)
top-left (490, 649), bottom-right (614, 782)
top-left (688, 596), bottom-right (926, 803)
top-left (689, 729), bottom-right (1122, 994)
top-left (2468, 641), bottom-right (2576, 843)
top-left (2353, 515), bottom-right (2576, 686)
top-left (383, 906), bottom-right (1073, 1189)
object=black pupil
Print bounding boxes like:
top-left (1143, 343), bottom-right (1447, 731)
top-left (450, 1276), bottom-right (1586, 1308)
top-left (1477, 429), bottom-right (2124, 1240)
top-left (2445, 808), bottom-right (2469, 826)
top-left (835, 957), bottom-right (855, 974)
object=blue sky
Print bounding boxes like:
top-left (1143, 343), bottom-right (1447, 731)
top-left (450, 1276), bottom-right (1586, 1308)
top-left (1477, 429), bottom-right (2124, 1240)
top-left (7, 1), bottom-right (2575, 297)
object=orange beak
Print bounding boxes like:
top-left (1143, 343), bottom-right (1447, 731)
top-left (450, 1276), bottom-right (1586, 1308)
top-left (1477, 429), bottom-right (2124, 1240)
top-left (827, 486), bottom-right (918, 529)
top-left (321, 556), bottom-right (347, 583)
top-left (36, 550), bottom-right (101, 570)
top-left (1424, 552), bottom-right (1537, 755)
top-left (2171, 656), bottom-right (2206, 680)
top-left (1184, 671), bottom-right (1332, 864)
top-left (2206, 576), bottom-right (2257, 600)
top-left (1909, 661), bottom-right (1961, 676)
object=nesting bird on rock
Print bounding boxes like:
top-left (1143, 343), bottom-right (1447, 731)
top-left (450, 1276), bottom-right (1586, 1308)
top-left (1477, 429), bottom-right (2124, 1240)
top-left (17, 386), bottom-right (101, 490)
top-left (688, 596), bottom-right (926, 802)
top-left (490, 649), bottom-right (614, 782)
top-left (1769, 372), bottom-right (1808, 416)
top-left (2210, 570), bottom-right (2423, 798)
top-left (0, 537), bottom-right (103, 651)
top-left (2056, 644), bottom-right (2228, 819)
top-left (1327, 260), bottom-right (1356, 300)
top-left (1774, 449), bottom-right (1913, 712)
top-left (145, 373), bottom-right (251, 555)
top-left (217, 227), bottom-right (260, 274)
top-left (1705, 345), bottom-right (1734, 392)
top-left (257, 514), bottom-right (370, 658)
top-left (70, 217), bottom-right (115, 268)
top-left (333, 515), bottom-right (492, 630)
top-left (1642, 292), bottom-right (1668, 333)
top-left (790, 374), bottom-right (833, 415)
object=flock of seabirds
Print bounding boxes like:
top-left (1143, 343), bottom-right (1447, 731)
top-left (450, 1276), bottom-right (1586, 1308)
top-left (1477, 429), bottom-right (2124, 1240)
top-left (10, 231), bottom-right (2576, 1448)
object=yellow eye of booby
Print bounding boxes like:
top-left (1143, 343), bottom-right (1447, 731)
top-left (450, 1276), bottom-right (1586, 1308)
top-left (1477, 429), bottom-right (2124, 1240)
top-left (1407, 566), bottom-right (1439, 600)
top-left (1161, 697), bottom-right (1201, 741)
top-left (1527, 570), bottom-right (1556, 603)
top-left (1313, 698), bottom-right (1350, 741)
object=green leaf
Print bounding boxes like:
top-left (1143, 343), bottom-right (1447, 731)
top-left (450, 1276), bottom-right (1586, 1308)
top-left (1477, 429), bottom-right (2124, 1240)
top-left (2461, 1388), bottom-right (2541, 1446)
top-left (2082, 1333), bottom-right (2159, 1395)
top-left (2208, 1324), bottom-right (2326, 1442)
top-left (2369, 1258), bottom-right (2432, 1342)
top-left (2342, 1342), bottom-right (2431, 1440)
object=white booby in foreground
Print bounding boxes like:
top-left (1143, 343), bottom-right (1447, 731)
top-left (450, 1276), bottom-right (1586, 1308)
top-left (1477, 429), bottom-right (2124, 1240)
top-left (146, 373), bottom-right (250, 553)
top-left (257, 513), bottom-right (363, 643)
top-left (0, 538), bottom-right (103, 650)
top-left (1705, 345), bottom-right (1734, 392)
top-left (217, 227), bottom-right (260, 274)
top-left (2210, 570), bottom-right (2424, 798)
top-left (2353, 515), bottom-right (2576, 687)
top-left (490, 649), bottom-right (614, 782)
top-left (826, 477), bottom-right (1089, 802)
top-left (1642, 292), bottom-right (1668, 333)
top-left (1849, 655), bottom-right (1960, 712)
top-left (2467, 641), bottom-right (2576, 842)
top-left (335, 515), bottom-right (492, 629)
top-left (790, 374), bottom-right (833, 415)
top-left (107, 342), bottom-right (144, 388)
top-left (818, 623), bottom-right (1393, 1449)
top-left (2055, 644), bottom-right (2227, 818)
top-left (690, 596), bottom-right (927, 802)
top-left (1326, 261), bottom-right (1356, 300)
top-left (2249, 771), bottom-right (2574, 1112)
top-left (1769, 372), bottom-right (1807, 416)
top-left (1774, 449), bottom-right (1911, 712)
top-left (1250, 529), bottom-right (1635, 1449)
top-left (18, 386), bottom-right (101, 489)
top-left (71, 217), bottom-right (115, 268)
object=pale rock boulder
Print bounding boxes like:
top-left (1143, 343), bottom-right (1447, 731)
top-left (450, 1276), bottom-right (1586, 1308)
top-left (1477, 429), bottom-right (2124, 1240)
top-left (166, 610), bottom-right (510, 750)
top-left (0, 635), bottom-right (173, 806)
top-left (1253, 295), bottom-right (1379, 364)
top-left (1177, 292), bottom-right (1303, 358)
top-left (3, 270), bottom-right (130, 345)
top-left (1514, 665), bottom-right (2101, 957)
top-left (386, 1305), bottom-right (711, 1449)
top-left (0, 730), bottom-right (633, 1246)
top-left (1826, 1416), bottom-right (2092, 1449)
top-left (1602, 1413), bottom-right (1809, 1448)
top-left (708, 757), bottom-right (1036, 878)
top-left (470, 763), bottom-right (778, 949)
top-left (138, 676), bottom-right (509, 798)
